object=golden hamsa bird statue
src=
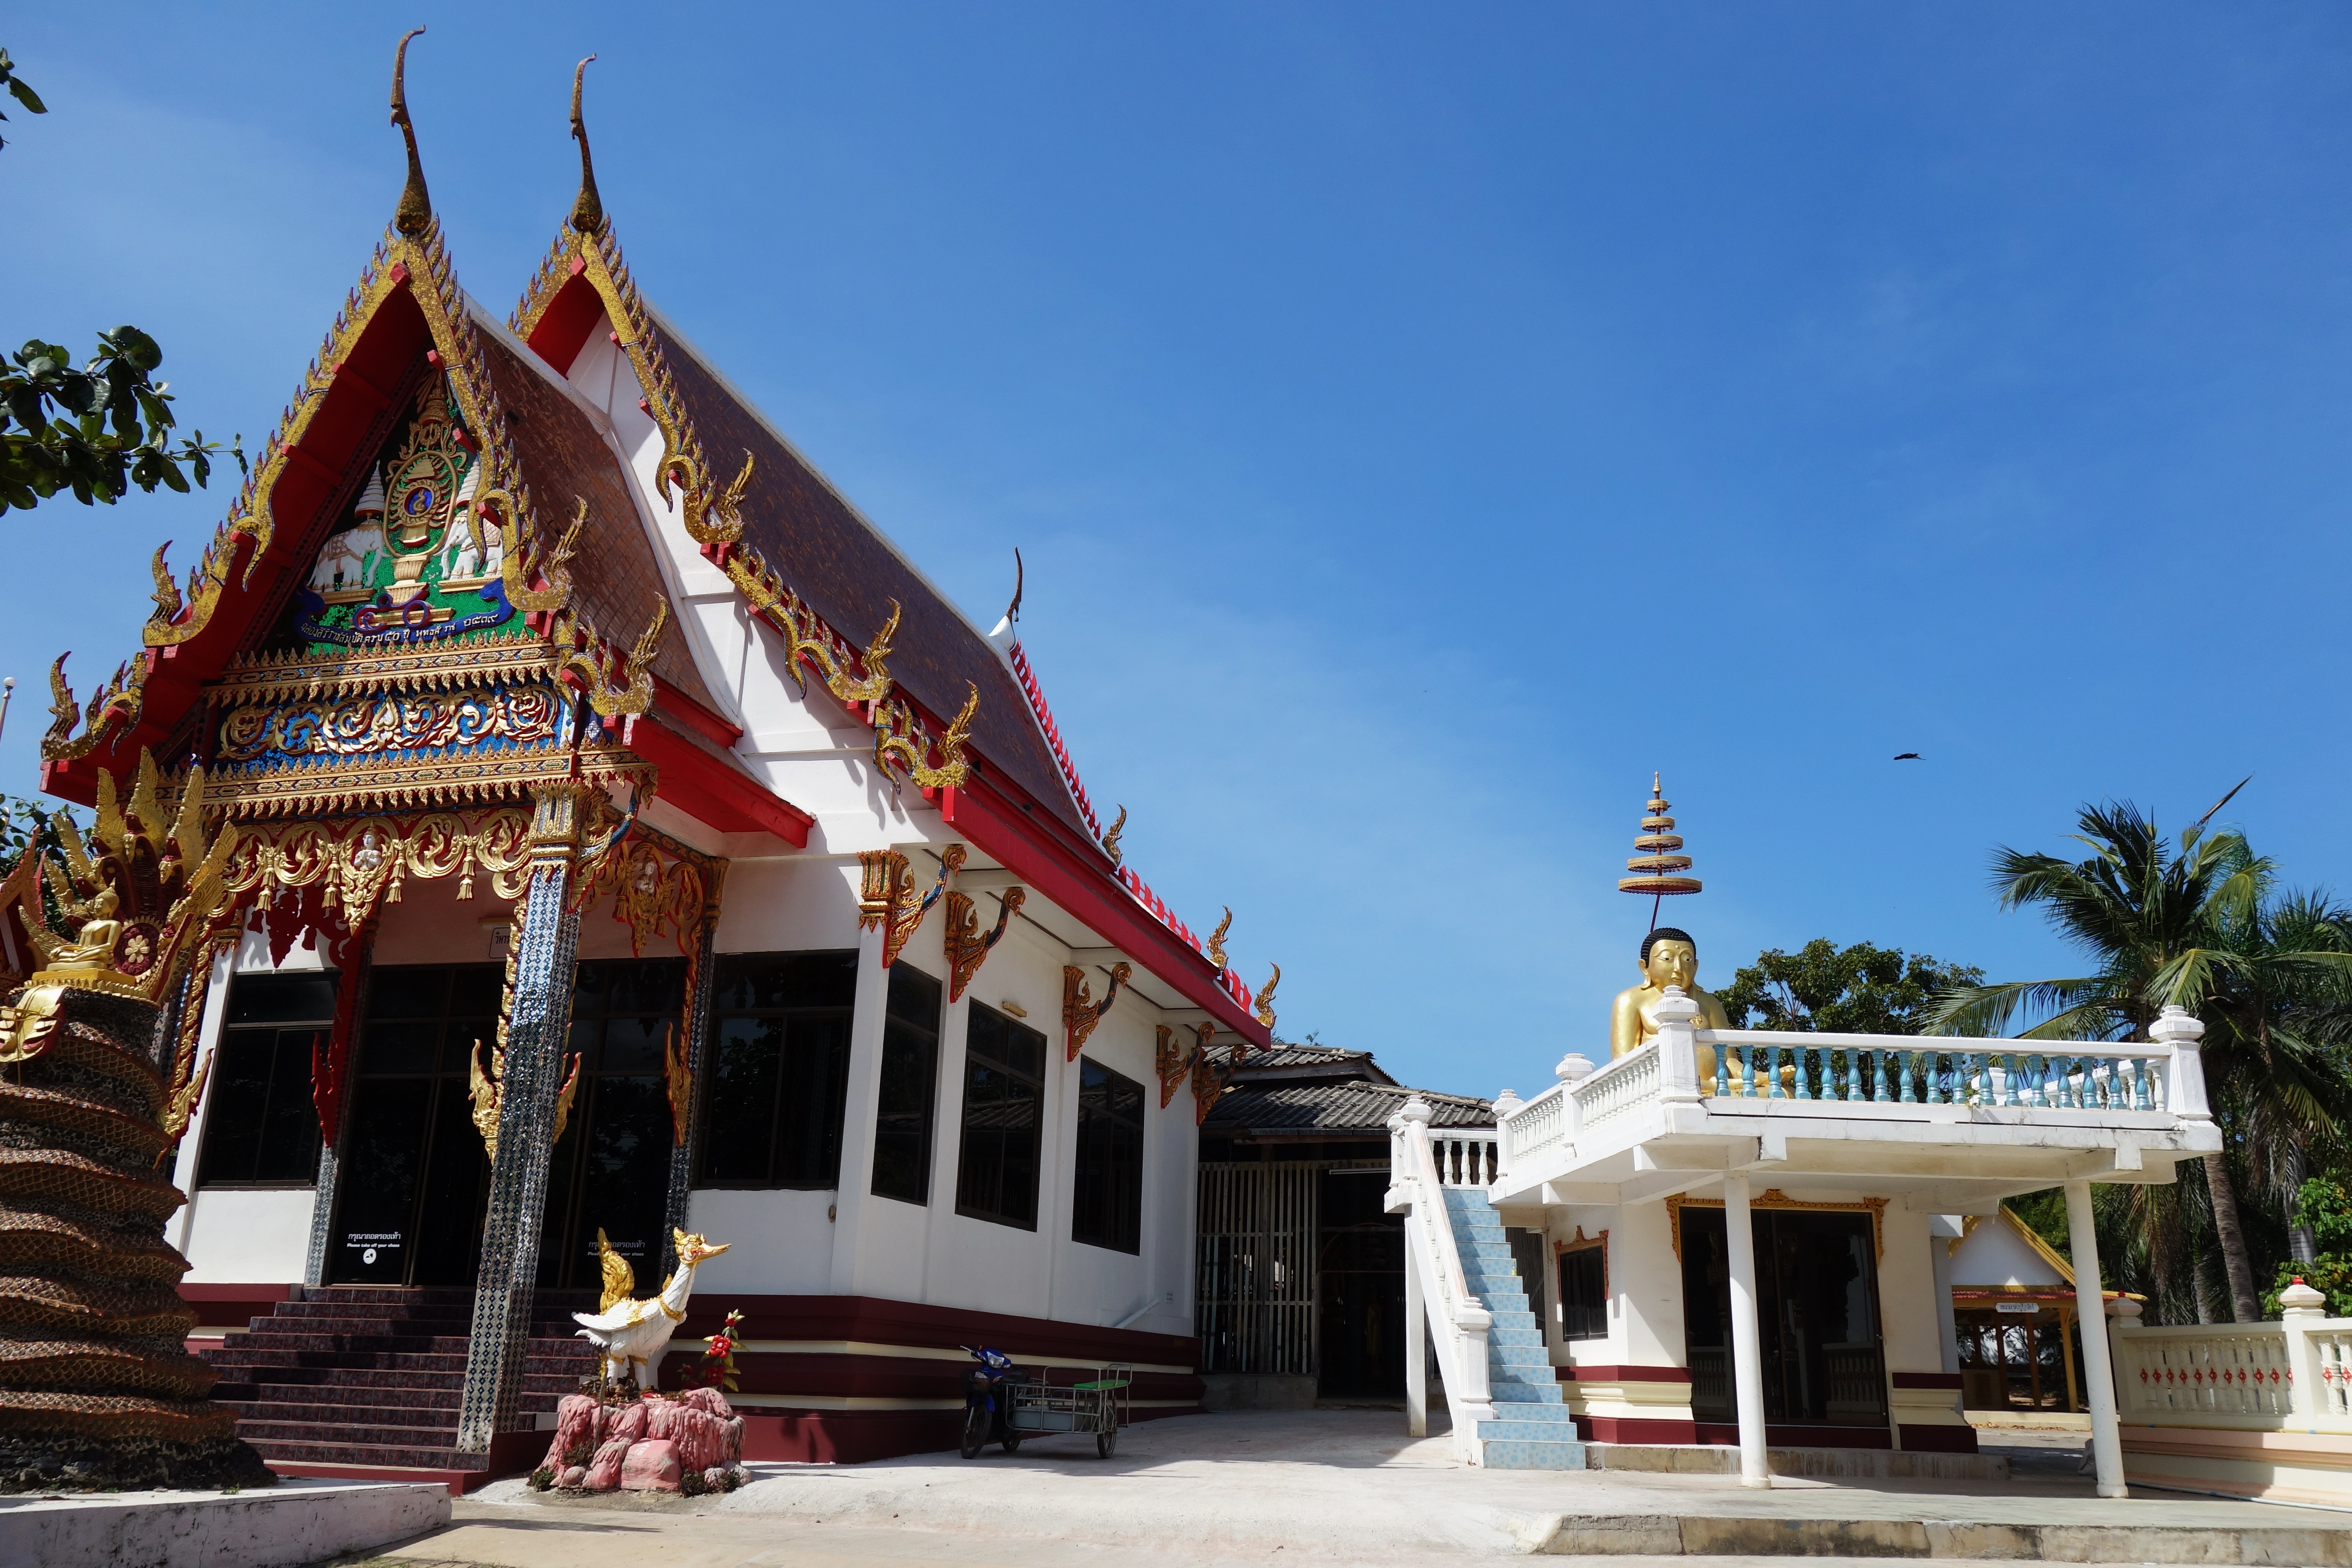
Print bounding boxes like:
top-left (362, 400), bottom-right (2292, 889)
top-left (571, 1227), bottom-right (732, 1390)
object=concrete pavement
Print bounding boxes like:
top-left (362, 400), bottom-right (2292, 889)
top-left (349, 1409), bottom-right (2352, 1566)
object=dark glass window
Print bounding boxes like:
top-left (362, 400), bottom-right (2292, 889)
top-left (956, 1002), bottom-right (1045, 1230)
top-left (538, 959), bottom-right (687, 1290)
top-left (698, 951), bottom-right (857, 1189)
top-left (1559, 1242), bottom-right (1608, 1341)
top-left (870, 965), bottom-right (942, 1205)
top-left (196, 972), bottom-right (338, 1187)
top-left (1070, 1058), bottom-right (1144, 1253)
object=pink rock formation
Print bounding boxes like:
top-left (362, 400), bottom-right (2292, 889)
top-left (620, 1438), bottom-right (682, 1492)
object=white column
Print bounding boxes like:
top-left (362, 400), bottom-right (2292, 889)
top-left (1722, 1170), bottom-right (1770, 1488)
top-left (2151, 1005), bottom-right (2210, 1121)
top-left (1930, 1215), bottom-right (1964, 1375)
top-left (2064, 1178), bottom-right (2126, 1498)
top-left (1404, 1232), bottom-right (1427, 1438)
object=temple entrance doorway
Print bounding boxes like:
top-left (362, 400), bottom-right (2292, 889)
top-left (327, 958), bottom-right (685, 1290)
top-left (330, 964), bottom-right (502, 1286)
top-left (1680, 1205), bottom-right (1890, 1438)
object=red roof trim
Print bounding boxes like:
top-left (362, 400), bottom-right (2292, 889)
top-left (628, 714), bottom-right (812, 847)
top-left (929, 773), bottom-right (1267, 1045)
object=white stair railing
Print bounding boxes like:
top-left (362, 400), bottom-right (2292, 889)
top-left (1387, 1098), bottom-right (1493, 1462)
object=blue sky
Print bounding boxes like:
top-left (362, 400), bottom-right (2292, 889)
top-left (6, 6), bottom-right (2351, 1100)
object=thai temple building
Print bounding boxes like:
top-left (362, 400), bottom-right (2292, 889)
top-left (5, 42), bottom-right (2322, 1508)
top-left (10, 49), bottom-right (1268, 1484)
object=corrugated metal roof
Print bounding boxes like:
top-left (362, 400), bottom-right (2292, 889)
top-left (1202, 1077), bottom-right (1494, 1134)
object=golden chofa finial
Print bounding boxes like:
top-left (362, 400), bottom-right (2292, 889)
top-left (389, 28), bottom-right (432, 238)
top-left (568, 54), bottom-right (604, 235)
top-left (1618, 771), bottom-right (1701, 922)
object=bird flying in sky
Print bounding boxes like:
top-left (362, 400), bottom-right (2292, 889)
top-left (1893, 753), bottom-right (1920, 760)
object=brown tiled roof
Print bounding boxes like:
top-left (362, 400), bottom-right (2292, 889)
top-left (650, 322), bottom-right (1087, 839)
top-left (1203, 1078), bottom-right (1494, 1135)
top-left (1234, 1044), bottom-right (1399, 1086)
top-left (474, 323), bottom-right (717, 715)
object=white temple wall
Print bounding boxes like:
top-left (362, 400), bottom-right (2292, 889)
top-left (1613, 1200), bottom-right (1690, 1369)
top-left (1877, 1207), bottom-right (1943, 1374)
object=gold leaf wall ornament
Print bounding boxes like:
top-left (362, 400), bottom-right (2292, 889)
top-left (1154, 1025), bottom-right (1192, 1110)
top-left (879, 843), bottom-right (959, 968)
top-left (468, 1037), bottom-right (502, 1161)
top-left (159, 1051), bottom-right (212, 1159)
top-left (41, 652), bottom-right (149, 764)
top-left (1206, 907), bottom-right (1231, 970)
top-left (468, 1035), bottom-right (582, 1164)
top-left (1100, 805), bottom-right (1126, 866)
top-left (910, 683), bottom-right (979, 790)
top-left (0, 986), bottom-right (64, 1066)
top-left (155, 938), bottom-right (232, 1167)
top-left (147, 542), bottom-right (183, 627)
top-left (1062, 961), bottom-right (1131, 1063)
top-left (21, 752), bottom-right (240, 1008)
top-left (552, 597), bottom-right (665, 723)
top-left (943, 884), bottom-right (1024, 1003)
top-left (1190, 1038), bottom-right (1236, 1126)
top-left (1254, 963), bottom-right (1281, 1032)
top-left (857, 850), bottom-right (907, 935)
top-left (497, 493), bottom-right (582, 616)
top-left (663, 1022), bottom-right (692, 1147)
top-left (219, 810), bottom-right (533, 927)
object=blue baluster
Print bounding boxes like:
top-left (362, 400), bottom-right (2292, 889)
top-left (1795, 1044), bottom-right (1813, 1100)
top-left (2132, 1056), bottom-right (2152, 1111)
top-left (1870, 1048), bottom-right (1890, 1102)
top-left (1715, 1045), bottom-right (1730, 1099)
top-left (1738, 1048), bottom-right (1755, 1099)
top-left (1899, 1050), bottom-right (1917, 1104)
top-left (1768, 1045), bottom-right (1785, 1098)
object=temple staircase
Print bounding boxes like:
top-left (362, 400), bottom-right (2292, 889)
top-left (200, 1286), bottom-right (598, 1491)
top-left (1442, 1187), bottom-right (1587, 1469)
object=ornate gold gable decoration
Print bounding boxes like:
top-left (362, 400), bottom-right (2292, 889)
top-left (1206, 907), bottom-right (1231, 969)
top-left (1663, 1190), bottom-right (1887, 1262)
top-left (8, 753), bottom-right (237, 1026)
top-left (468, 1035), bottom-right (579, 1164)
top-left (1253, 963), bottom-right (1280, 1031)
top-left (1062, 961), bottom-right (1130, 1063)
top-left (943, 883), bottom-right (1023, 1003)
top-left (508, 214), bottom-right (977, 795)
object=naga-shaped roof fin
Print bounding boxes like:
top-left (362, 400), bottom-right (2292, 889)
top-left (390, 28), bottom-right (432, 238)
top-left (568, 54), bottom-right (604, 236)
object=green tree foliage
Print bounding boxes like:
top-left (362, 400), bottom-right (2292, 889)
top-left (0, 51), bottom-right (240, 511)
top-left (1718, 939), bottom-right (1982, 1035)
top-left (1931, 797), bottom-right (2352, 1323)
top-left (2266, 1177), bottom-right (2352, 1317)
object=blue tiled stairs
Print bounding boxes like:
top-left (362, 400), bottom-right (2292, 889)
top-left (1443, 1187), bottom-right (1588, 1470)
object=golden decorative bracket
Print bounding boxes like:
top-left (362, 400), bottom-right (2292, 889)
top-left (1254, 963), bottom-right (1280, 1031)
top-left (1062, 960), bottom-right (1131, 1063)
top-left (943, 883), bottom-right (1023, 1003)
top-left (1190, 1038), bottom-right (1235, 1125)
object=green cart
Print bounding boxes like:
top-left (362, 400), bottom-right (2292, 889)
top-left (1004, 1363), bottom-right (1132, 1458)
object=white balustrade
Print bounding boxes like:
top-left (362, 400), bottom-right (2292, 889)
top-left (1430, 1130), bottom-right (1500, 1188)
top-left (1690, 1030), bottom-right (2177, 1111)
top-left (2109, 1290), bottom-right (2352, 1433)
top-left (1386, 1099), bottom-right (1493, 1461)
top-left (1572, 1043), bottom-right (1660, 1129)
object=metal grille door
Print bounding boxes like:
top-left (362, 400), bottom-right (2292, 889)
top-left (1195, 1161), bottom-right (1319, 1375)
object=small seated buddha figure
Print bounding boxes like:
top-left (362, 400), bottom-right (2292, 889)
top-left (49, 885), bottom-right (125, 973)
top-left (1609, 926), bottom-right (1731, 1088)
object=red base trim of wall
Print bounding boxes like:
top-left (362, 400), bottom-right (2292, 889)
top-left (178, 1282), bottom-right (293, 1333)
top-left (1577, 1415), bottom-right (1699, 1444)
top-left (1896, 1423), bottom-right (1980, 1454)
top-left (739, 1403), bottom-right (1201, 1465)
top-left (265, 1432), bottom-right (542, 1498)
top-left (1558, 1365), bottom-right (1694, 1384)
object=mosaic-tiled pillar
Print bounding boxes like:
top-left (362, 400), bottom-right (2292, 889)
top-left (456, 783), bottom-right (587, 1455)
top-left (660, 915), bottom-right (719, 1277)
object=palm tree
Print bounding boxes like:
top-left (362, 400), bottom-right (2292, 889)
top-left (1928, 798), bottom-right (2352, 1322)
